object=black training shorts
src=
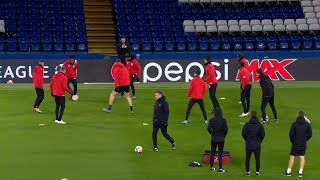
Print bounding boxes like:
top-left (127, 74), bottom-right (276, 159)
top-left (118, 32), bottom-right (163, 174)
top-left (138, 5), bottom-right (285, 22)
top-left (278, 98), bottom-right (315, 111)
top-left (290, 146), bottom-right (306, 156)
top-left (114, 85), bottom-right (130, 93)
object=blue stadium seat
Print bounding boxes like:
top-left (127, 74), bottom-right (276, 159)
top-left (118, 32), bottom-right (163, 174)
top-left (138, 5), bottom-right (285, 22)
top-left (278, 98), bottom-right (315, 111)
top-left (279, 36), bottom-right (289, 50)
top-left (290, 35), bottom-right (301, 50)
top-left (314, 35), bottom-right (320, 50)
top-left (210, 37), bottom-right (220, 51)
top-left (164, 37), bottom-right (174, 52)
top-left (142, 38), bottom-right (152, 51)
top-left (130, 38), bottom-right (140, 52)
top-left (18, 37), bottom-right (29, 52)
top-left (302, 35), bottom-right (313, 50)
top-left (176, 37), bottom-right (186, 51)
top-left (6, 38), bottom-right (17, 52)
top-left (244, 37), bottom-right (254, 51)
top-left (187, 37), bottom-right (197, 51)
top-left (199, 37), bottom-right (209, 51)
top-left (153, 38), bottom-right (163, 52)
top-left (0, 38), bottom-right (5, 52)
top-left (267, 36), bottom-right (277, 50)
top-left (221, 37), bottom-right (232, 51)
top-left (255, 36), bottom-right (266, 51)
top-left (233, 37), bottom-right (243, 51)
top-left (30, 37), bottom-right (40, 52)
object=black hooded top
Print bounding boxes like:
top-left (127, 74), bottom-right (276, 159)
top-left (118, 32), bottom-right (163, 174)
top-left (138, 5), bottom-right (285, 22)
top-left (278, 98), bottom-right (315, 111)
top-left (207, 108), bottom-right (228, 142)
top-left (258, 73), bottom-right (274, 97)
top-left (242, 116), bottom-right (265, 149)
top-left (289, 116), bottom-right (312, 147)
top-left (153, 96), bottom-right (169, 126)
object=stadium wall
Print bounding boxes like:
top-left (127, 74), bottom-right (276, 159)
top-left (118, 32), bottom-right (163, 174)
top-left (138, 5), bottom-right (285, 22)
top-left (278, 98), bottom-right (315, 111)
top-left (0, 52), bottom-right (319, 83)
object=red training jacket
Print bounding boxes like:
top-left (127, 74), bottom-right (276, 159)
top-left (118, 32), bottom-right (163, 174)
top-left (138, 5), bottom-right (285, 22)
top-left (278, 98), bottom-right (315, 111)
top-left (238, 67), bottom-right (251, 89)
top-left (50, 72), bottom-right (72, 96)
top-left (205, 63), bottom-right (218, 85)
top-left (239, 58), bottom-right (249, 70)
top-left (113, 62), bottom-right (130, 88)
top-left (126, 59), bottom-right (141, 77)
top-left (188, 76), bottom-right (206, 99)
top-left (63, 60), bottom-right (77, 79)
top-left (32, 65), bottom-right (44, 88)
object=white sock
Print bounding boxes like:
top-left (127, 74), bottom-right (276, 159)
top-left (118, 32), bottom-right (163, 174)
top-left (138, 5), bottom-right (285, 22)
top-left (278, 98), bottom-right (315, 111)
top-left (287, 168), bottom-right (291, 174)
top-left (299, 169), bottom-right (303, 174)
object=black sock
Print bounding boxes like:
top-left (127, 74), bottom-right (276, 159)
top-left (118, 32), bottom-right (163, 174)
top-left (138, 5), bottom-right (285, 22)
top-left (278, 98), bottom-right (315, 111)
top-left (130, 106), bottom-right (133, 110)
top-left (108, 105), bottom-right (112, 109)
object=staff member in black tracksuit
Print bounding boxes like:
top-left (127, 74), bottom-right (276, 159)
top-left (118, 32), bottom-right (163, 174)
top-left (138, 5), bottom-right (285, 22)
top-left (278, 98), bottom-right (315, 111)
top-left (256, 69), bottom-right (278, 124)
top-left (242, 111), bottom-right (265, 177)
top-left (207, 108), bottom-right (228, 173)
top-left (282, 111), bottom-right (312, 178)
top-left (152, 91), bottom-right (176, 152)
top-left (117, 35), bottom-right (131, 64)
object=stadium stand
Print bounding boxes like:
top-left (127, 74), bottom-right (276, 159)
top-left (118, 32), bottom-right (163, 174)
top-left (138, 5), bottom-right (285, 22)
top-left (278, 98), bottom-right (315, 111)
top-left (0, 0), bottom-right (87, 53)
top-left (113, 0), bottom-right (320, 52)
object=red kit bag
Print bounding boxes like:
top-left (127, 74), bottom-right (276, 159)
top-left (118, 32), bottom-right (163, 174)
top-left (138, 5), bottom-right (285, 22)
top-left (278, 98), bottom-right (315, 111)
top-left (203, 150), bottom-right (231, 164)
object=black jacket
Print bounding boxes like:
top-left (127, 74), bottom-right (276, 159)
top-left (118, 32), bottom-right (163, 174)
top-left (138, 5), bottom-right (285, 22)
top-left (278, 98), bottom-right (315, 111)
top-left (258, 74), bottom-right (274, 97)
top-left (117, 42), bottom-right (131, 57)
top-left (242, 116), bottom-right (265, 150)
top-left (290, 116), bottom-right (312, 147)
top-left (207, 109), bottom-right (228, 142)
top-left (153, 96), bottom-right (169, 126)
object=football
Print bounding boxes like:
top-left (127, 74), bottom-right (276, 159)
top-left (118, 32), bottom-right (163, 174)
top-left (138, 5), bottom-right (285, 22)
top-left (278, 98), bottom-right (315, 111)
top-left (135, 146), bottom-right (143, 153)
top-left (7, 80), bottom-right (13, 84)
top-left (72, 95), bottom-right (79, 101)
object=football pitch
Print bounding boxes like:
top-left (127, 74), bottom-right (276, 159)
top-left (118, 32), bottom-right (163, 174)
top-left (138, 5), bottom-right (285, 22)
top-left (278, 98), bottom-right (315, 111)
top-left (0, 82), bottom-right (319, 180)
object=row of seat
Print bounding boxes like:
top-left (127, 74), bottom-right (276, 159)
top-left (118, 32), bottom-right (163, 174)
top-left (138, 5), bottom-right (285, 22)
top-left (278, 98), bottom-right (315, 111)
top-left (128, 35), bottom-right (320, 52)
top-left (184, 24), bottom-right (320, 33)
top-left (0, 0), bottom-right (87, 53)
top-left (184, 19), bottom-right (320, 27)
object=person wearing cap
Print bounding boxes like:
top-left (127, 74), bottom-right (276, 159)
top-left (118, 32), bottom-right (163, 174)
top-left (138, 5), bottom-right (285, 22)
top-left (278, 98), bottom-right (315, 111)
top-left (256, 68), bottom-right (278, 124)
top-left (63, 55), bottom-right (78, 98)
top-left (117, 35), bottom-right (131, 63)
top-left (282, 111), bottom-right (312, 178)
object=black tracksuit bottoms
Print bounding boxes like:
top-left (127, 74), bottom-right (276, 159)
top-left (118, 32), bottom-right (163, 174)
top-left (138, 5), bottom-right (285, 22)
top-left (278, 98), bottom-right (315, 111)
top-left (185, 99), bottom-right (207, 120)
top-left (67, 78), bottom-right (77, 95)
top-left (210, 141), bottom-right (225, 169)
top-left (55, 96), bottom-right (66, 121)
top-left (34, 88), bottom-right (44, 108)
top-left (245, 147), bottom-right (261, 173)
top-left (209, 84), bottom-right (220, 109)
top-left (241, 84), bottom-right (252, 113)
top-left (152, 124), bottom-right (174, 148)
top-left (261, 96), bottom-right (278, 121)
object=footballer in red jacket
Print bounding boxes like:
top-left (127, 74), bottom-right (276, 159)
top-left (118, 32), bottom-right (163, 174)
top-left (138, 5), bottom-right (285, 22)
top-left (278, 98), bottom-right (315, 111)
top-left (50, 66), bottom-right (72, 124)
top-left (182, 70), bottom-right (208, 124)
top-left (32, 60), bottom-right (45, 113)
top-left (119, 54), bottom-right (141, 99)
top-left (63, 55), bottom-right (77, 98)
top-left (237, 54), bottom-right (249, 70)
top-left (103, 59), bottom-right (134, 113)
top-left (238, 62), bottom-right (252, 117)
top-left (204, 57), bottom-right (220, 114)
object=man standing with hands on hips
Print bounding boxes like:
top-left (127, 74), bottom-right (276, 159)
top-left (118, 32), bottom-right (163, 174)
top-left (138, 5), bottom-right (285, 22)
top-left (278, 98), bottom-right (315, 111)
top-left (204, 57), bottom-right (220, 114)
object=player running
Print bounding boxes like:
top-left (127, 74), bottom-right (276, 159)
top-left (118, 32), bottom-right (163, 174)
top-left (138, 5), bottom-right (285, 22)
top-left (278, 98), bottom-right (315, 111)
top-left (63, 55), bottom-right (78, 99)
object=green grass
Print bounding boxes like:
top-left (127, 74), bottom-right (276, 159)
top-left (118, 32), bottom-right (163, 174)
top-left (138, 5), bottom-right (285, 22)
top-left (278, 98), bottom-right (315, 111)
top-left (0, 82), bottom-right (319, 180)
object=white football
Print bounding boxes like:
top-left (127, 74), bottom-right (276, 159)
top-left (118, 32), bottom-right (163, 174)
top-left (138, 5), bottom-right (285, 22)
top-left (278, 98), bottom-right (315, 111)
top-left (7, 80), bottom-right (13, 84)
top-left (135, 146), bottom-right (143, 153)
top-left (72, 95), bottom-right (79, 101)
